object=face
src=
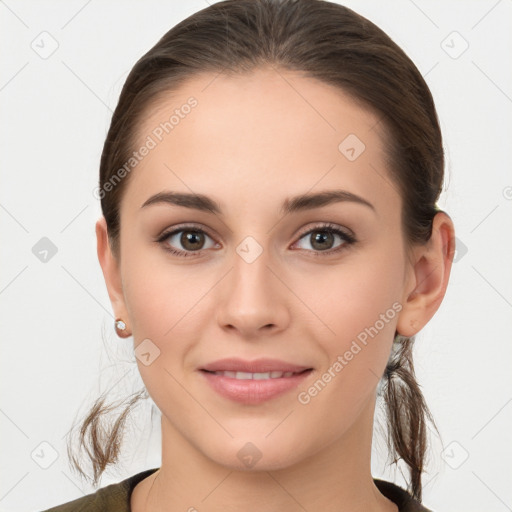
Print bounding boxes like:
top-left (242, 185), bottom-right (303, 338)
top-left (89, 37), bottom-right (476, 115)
top-left (109, 67), bottom-right (417, 470)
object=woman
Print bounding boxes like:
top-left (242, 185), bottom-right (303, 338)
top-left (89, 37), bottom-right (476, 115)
top-left (42, 0), bottom-right (455, 510)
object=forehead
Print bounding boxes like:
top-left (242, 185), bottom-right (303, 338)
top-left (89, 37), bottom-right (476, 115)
top-left (121, 67), bottom-right (399, 219)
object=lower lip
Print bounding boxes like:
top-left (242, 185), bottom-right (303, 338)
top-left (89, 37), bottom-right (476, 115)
top-left (199, 369), bottom-right (313, 405)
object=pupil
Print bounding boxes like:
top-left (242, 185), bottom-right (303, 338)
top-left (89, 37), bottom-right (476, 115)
top-left (182, 231), bottom-right (203, 250)
top-left (312, 231), bottom-right (333, 250)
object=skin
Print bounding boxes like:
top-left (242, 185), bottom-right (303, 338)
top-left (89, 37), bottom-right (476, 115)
top-left (96, 66), bottom-right (455, 512)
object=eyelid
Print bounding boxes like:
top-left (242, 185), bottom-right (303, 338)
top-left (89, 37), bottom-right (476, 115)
top-left (157, 222), bottom-right (354, 242)
top-left (290, 222), bottom-right (356, 255)
top-left (157, 222), bottom-right (216, 240)
top-left (156, 222), bottom-right (219, 249)
top-left (294, 222), bottom-right (355, 242)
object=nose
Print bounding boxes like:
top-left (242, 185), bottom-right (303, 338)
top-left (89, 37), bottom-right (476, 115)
top-left (215, 248), bottom-right (290, 340)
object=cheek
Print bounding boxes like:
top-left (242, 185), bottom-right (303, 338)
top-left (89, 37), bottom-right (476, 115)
top-left (308, 246), bottom-right (402, 333)
top-left (122, 243), bottom-right (203, 339)
top-left (303, 245), bottom-right (403, 387)
top-left (291, 256), bottom-right (402, 436)
top-left (123, 273), bottom-right (171, 339)
top-left (121, 260), bottom-right (204, 411)
top-left (121, 252), bottom-right (213, 382)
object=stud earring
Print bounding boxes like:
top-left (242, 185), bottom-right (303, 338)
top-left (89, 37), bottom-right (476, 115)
top-left (115, 318), bottom-right (131, 338)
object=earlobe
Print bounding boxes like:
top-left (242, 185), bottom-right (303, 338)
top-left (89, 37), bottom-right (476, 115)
top-left (95, 217), bottom-right (129, 324)
top-left (396, 212), bottom-right (456, 337)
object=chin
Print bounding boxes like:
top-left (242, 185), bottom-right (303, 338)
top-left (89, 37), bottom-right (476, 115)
top-left (201, 434), bottom-right (310, 472)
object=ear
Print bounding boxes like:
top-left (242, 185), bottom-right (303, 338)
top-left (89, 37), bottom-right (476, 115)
top-left (396, 211), bottom-right (456, 337)
top-left (95, 216), bottom-right (130, 323)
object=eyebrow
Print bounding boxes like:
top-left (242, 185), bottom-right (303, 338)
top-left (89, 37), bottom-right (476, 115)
top-left (140, 189), bottom-right (376, 215)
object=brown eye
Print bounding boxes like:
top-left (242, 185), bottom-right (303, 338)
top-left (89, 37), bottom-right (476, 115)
top-left (157, 225), bottom-right (217, 257)
top-left (294, 223), bottom-right (356, 256)
top-left (179, 231), bottom-right (206, 251)
top-left (308, 230), bottom-right (336, 251)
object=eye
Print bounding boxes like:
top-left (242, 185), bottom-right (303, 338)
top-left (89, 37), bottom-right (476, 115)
top-left (292, 222), bottom-right (356, 256)
top-left (156, 224), bottom-right (218, 257)
top-left (156, 222), bottom-right (356, 258)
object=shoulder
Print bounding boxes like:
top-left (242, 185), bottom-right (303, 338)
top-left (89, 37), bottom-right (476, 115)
top-left (374, 479), bottom-right (433, 512)
top-left (39, 468), bottom-right (160, 512)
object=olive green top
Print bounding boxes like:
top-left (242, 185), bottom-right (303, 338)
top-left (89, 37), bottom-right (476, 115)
top-left (40, 467), bottom-right (432, 511)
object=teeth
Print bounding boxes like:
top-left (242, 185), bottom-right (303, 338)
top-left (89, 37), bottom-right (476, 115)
top-left (211, 370), bottom-right (297, 379)
top-left (236, 371), bottom-right (254, 380)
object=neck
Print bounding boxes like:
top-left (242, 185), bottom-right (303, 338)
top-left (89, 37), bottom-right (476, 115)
top-left (138, 393), bottom-right (397, 512)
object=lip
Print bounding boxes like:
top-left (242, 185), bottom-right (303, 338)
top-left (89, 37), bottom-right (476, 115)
top-left (199, 357), bottom-right (312, 373)
top-left (198, 358), bottom-right (314, 405)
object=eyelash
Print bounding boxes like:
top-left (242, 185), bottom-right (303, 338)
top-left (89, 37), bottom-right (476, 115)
top-left (155, 222), bottom-right (357, 259)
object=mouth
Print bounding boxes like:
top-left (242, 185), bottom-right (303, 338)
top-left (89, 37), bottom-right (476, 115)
top-left (198, 368), bottom-right (314, 405)
top-left (200, 368), bottom-right (312, 379)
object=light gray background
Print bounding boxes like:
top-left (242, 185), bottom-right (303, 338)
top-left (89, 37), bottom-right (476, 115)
top-left (1, 1), bottom-right (511, 511)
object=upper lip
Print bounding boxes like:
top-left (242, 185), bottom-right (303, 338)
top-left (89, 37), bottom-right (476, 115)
top-left (200, 358), bottom-right (312, 373)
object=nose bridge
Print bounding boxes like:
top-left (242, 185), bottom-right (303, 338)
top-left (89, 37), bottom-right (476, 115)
top-left (230, 237), bottom-right (276, 306)
top-left (215, 234), bottom-right (289, 335)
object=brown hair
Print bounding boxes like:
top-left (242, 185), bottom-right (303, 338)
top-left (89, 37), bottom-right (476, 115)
top-left (68, 0), bottom-right (445, 501)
